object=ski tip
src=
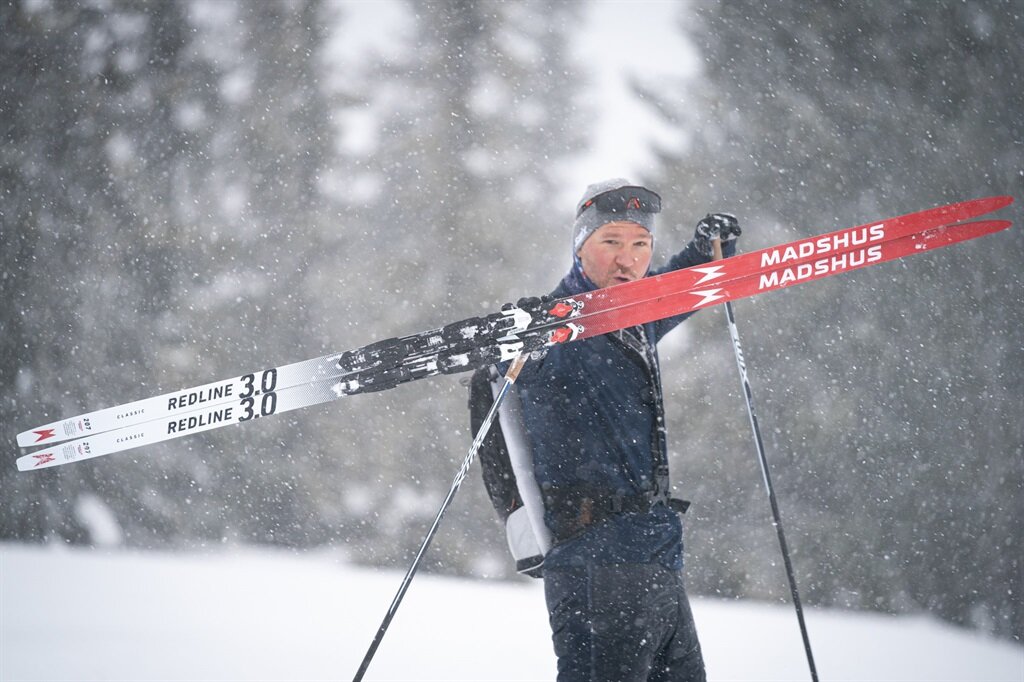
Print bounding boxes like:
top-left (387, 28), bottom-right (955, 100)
top-left (16, 451), bottom-right (57, 472)
top-left (16, 428), bottom-right (58, 449)
top-left (944, 195), bottom-right (1014, 218)
top-left (980, 219), bottom-right (1012, 233)
top-left (971, 219), bottom-right (1013, 234)
top-left (925, 219), bottom-right (1013, 245)
top-left (983, 195), bottom-right (1014, 211)
top-left (908, 195), bottom-right (1014, 231)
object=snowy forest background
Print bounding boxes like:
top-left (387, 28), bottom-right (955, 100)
top-left (2, 0), bottom-right (1021, 646)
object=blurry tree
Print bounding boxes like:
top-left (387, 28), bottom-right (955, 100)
top-left (652, 0), bottom-right (1022, 640)
top-left (16, 0), bottom-right (1017, 647)
top-left (163, 0), bottom-right (338, 548)
top-left (1, 0), bottom-right (198, 544)
top-left (309, 0), bottom-right (585, 574)
top-left (1, 0), bottom-right (587, 583)
top-left (0, 0), bottom-right (337, 547)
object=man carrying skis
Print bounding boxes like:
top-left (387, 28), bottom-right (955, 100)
top-left (486, 179), bottom-right (740, 681)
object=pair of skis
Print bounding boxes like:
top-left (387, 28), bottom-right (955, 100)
top-left (15, 195), bottom-right (1013, 472)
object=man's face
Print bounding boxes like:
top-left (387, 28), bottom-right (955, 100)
top-left (576, 221), bottom-right (653, 289)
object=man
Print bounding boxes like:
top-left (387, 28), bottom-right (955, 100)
top-left (490, 179), bottom-right (740, 681)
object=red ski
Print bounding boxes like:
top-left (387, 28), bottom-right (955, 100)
top-left (548, 195), bottom-right (1012, 331)
top-left (557, 218), bottom-right (1011, 341)
top-left (19, 195), bottom-right (1010, 451)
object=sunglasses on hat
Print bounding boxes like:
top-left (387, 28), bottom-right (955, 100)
top-left (577, 186), bottom-right (662, 218)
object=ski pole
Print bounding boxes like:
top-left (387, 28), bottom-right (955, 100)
top-left (353, 350), bottom-right (531, 682)
top-left (713, 239), bottom-right (819, 682)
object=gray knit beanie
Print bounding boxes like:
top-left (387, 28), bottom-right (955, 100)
top-left (572, 178), bottom-right (659, 253)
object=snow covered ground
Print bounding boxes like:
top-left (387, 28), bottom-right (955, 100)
top-left (1, 543), bottom-right (1020, 681)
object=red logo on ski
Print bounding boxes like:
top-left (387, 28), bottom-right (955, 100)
top-left (32, 453), bottom-right (56, 467)
top-left (33, 428), bottom-right (57, 443)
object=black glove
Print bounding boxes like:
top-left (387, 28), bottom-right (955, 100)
top-left (693, 213), bottom-right (741, 258)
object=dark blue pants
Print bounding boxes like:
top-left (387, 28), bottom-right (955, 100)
top-left (544, 563), bottom-right (705, 682)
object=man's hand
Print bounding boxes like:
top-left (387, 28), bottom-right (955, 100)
top-left (693, 213), bottom-right (742, 258)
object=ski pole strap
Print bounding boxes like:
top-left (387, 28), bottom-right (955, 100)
top-left (544, 485), bottom-right (690, 544)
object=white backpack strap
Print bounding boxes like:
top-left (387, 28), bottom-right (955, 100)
top-left (490, 374), bottom-right (552, 574)
top-left (505, 507), bottom-right (543, 577)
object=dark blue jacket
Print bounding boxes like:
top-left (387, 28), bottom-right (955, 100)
top-left (514, 240), bottom-right (719, 570)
